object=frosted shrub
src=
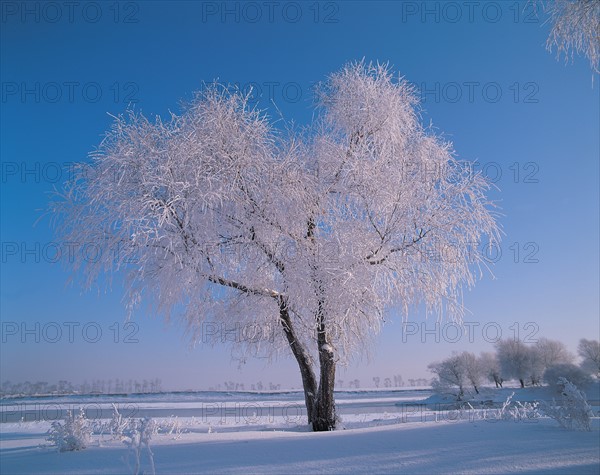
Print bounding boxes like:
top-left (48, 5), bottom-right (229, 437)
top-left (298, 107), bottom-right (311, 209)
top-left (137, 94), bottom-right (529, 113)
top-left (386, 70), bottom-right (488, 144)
top-left (542, 378), bottom-right (594, 431)
top-left (109, 403), bottom-right (130, 439)
top-left (106, 406), bottom-right (157, 475)
top-left (157, 416), bottom-right (184, 439)
top-left (47, 409), bottom-right (92, 452)
top-left (494, 392), bottom-right (541, 421)
top-left (121, 417), bottom-right (156, 475)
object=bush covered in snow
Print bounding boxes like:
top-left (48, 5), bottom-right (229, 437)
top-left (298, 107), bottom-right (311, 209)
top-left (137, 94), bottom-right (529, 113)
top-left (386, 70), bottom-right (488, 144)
top-left (121, 417), bottom-right (156, 475)
top-left (543, 364), bottom-right (592, 391)
top-left (541, 378), bottom-right (594, 431)
top-left (494, 392), bottom-right (541, 421)
top-left (47, 409), bottom-right (92, 452)
top-left (105, 405), bottom-right (156, 475)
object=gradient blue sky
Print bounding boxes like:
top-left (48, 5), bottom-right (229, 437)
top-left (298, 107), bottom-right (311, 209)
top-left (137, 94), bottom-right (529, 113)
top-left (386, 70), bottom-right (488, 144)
top-left (1, 1), bottom-right (598, 391)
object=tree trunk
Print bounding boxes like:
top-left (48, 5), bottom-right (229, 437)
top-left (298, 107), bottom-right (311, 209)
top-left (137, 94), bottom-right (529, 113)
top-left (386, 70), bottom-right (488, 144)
top-left (312, 339), bottom-right (337, 431)
top-left (519, 379), bottom-right (525, 388)
top-left (277, 296), bottom-right (337, 431)
top-left (311, 296), bottom-right (337, 431)
top-left (278, 297), bottom-right (318, 424)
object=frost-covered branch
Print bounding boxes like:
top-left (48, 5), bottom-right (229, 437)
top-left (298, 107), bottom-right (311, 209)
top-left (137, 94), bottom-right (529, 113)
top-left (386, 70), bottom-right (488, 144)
top-left (543, 0), bottom-right (600, 74)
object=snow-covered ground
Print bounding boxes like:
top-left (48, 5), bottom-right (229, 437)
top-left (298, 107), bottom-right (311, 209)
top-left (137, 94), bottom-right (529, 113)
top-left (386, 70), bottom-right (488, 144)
top-left (1, 386), bottom-right (599, 474)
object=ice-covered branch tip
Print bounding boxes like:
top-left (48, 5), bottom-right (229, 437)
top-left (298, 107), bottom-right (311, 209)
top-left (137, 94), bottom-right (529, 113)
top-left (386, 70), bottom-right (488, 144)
top-left (543, 0), bottom-right (600, 74)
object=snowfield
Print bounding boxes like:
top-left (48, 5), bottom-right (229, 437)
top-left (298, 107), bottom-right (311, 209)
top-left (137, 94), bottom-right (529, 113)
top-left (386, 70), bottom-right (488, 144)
top-left (1, 387), bottom-right (599, 474)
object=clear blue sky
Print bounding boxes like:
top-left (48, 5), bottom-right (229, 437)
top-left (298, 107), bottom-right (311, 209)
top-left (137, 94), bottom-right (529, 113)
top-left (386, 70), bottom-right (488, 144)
top-left (1, 1), bottom-right (598, 391)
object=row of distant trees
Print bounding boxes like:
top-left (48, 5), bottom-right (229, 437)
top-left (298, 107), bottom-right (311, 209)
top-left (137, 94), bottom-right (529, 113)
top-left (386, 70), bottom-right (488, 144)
top-left (211, 375), bottom-right (429, 391)
top-left (4, 337), bottom-right (597, 398)
top-left (429, 338), bottom-right (600, 400)
top-left (1, 375), bottom-right (431, 396)
top-left (210, 381), bottom-right (282, 391)
top-left (0, 378), bottom-right (162, 397)
top-left (338, 376), bottom-right (429, 389)
top-left (211, 375), bottom-right (434, 392)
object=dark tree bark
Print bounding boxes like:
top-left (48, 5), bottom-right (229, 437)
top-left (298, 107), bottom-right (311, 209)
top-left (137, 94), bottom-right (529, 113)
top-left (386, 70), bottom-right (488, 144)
top-left (278, 297), bottom-right (318, 425)
top-left (277, 296), bottom-right (337, 431)
top-left (279, 298), bottom-right (335, 431)
top-left (312, 302), bottom-right (337, 431)
top-left (313, 349), bottom-right (336, 431)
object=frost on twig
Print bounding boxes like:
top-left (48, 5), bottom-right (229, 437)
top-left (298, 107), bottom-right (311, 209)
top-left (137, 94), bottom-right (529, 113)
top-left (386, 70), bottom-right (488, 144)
top-left (543, 0), bottom-right (600, 74)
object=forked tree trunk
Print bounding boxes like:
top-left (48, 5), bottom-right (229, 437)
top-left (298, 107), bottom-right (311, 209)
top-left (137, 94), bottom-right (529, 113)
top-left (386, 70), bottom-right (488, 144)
top-left (278, 296), bottom-right (337, 431)
top-left (278, 297), bottom-right (317, 424)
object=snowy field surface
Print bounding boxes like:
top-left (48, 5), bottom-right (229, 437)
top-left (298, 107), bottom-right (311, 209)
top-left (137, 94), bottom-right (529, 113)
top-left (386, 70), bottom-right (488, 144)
top-left (1, 387), bottom-right (599, 474)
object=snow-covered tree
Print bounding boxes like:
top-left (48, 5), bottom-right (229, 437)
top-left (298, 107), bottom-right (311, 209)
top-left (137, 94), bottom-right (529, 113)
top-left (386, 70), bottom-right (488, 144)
top-left (542, 0), bottom-right (600, 74)
top-left (479, 351), bottom-right (503, 388)
top-left (459, 351), bottom-right (484, 394)
top-left (529, 338), bottom-right (574, 385)
top-left (578, 338), bottom-right (600, 377)
top-left (544, 363), bottom-right (592, 391)
top-left (496, 339), bottom-right (533, 388)
top-left (535, 338), bottom-right (574, 368)
top-left (429, 351), bottom-right (485, 398)
top-left (51, 61), bottom-right (499, 431)
top-left (429, 354), bottom-right (467, 400)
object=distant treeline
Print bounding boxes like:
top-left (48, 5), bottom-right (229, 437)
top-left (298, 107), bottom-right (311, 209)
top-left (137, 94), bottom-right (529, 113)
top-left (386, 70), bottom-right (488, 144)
top-left (0, 378), bottom-right (163, 397)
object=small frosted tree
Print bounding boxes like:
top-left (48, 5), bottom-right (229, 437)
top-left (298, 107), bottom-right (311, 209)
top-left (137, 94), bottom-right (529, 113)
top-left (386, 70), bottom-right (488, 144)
top-left (535, 338), bottom-right (574, 368)
top-left (497, 339), bottom-right (533, 388)
top-left (459, 351), bottom-right (484, 394)
top-left (479, 351), bottom-right (503, 388)
top-left (578, 338), bottom-right (600, 377)
top-left (51, 62), bottom-right (499, 431)
top-left (530, 338), bottom-right (574, 385)
top-left (429, 354), bottom-right (467, 400)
